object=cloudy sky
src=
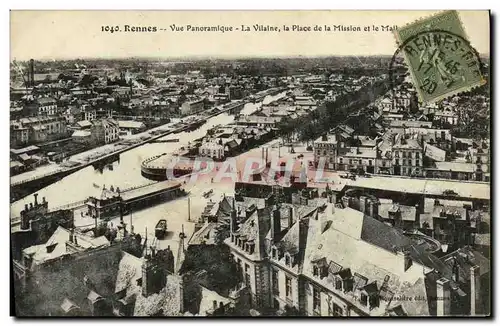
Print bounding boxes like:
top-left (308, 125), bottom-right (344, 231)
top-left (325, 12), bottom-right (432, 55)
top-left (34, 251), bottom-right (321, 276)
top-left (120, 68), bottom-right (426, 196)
top-left (10, 10), bottom-right (490, 60)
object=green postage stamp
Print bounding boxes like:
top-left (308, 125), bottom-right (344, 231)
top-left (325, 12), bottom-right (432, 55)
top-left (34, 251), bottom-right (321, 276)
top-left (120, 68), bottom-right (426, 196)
top-left (394, 10), bottom-right (486, 103)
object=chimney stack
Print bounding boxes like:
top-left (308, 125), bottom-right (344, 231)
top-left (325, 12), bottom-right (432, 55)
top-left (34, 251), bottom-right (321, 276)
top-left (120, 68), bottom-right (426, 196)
top-left (436, 278), bottom-right (451, 316)
top-left (230, 198), bottom-right (238, 233)
top-left (470, 265), bottom-right (481, 315)
top-left (271, 206), bottom-right (281, 241)
top-left (288, 206), bottom-right (294, 228)
top-left (359, 196), bottom-right (367, 214)
top-left (42, 197), bottom-right (46, 204)
top-left (34, 193), bottom-right (38, 205)
top-left (29, 59), bottom-right (34, 87)
top-left (397, 249), bottom-right (412, 272)
top-left (29, 203), bottom-right (33, 210)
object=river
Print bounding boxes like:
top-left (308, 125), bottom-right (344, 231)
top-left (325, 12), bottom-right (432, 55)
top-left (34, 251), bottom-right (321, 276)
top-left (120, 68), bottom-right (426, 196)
top-left (11, 92), bottom-right (286, 218)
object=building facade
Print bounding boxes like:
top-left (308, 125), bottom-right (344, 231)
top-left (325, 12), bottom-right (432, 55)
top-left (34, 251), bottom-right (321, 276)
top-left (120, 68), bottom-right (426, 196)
top-left (90, 119), bottom-right (120, 145)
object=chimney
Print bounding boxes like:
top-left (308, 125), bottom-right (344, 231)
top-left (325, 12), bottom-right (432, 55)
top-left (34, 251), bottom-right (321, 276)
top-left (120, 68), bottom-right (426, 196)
top-left (271, 206), bottom-right (281, 241)
top-left (24, 204), bottom-right (29, 212)
top-left (29, 59), bottom-right (34, 87)
top-left (29, 203), bottom-right (33, 210)
top-left (212, 300), bottom-right (217, 311)
top-left (470, 265), bottom-right (481, 315)
top-left (436, 278), bottom-right (451, 316)
top-left (397, 250), bottom-right (412, 272)
top-left (288, 206), bottom-right (294, 228)
top-left (359, 196), bottom-right (367, 214)
top-left (34, 193), bottom-right (38, 205)
top-left (42, 197), bottom-right (46, 204)
top-left (142, 256), bottom-right (152, 297)
top-left (341, 196), bottom-right (350, 209)
top-left (69, 228), bottom-right (74, 243)
top-left (230, 199), bottom-right (238, 233)
top-left (366, 199), bottom-right (373, 217)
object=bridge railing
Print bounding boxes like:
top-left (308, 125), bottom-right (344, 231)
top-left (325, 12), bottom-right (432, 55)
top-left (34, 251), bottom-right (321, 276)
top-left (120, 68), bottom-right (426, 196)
top-left (49, 199), bottom-right (87, 212)
top-left (11, 168), bottom-right (67, 186)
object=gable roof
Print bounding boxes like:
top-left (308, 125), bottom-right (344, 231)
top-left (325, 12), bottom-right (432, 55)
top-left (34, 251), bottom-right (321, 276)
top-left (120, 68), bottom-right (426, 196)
top-left (23, 226), bottom-right (110, 266)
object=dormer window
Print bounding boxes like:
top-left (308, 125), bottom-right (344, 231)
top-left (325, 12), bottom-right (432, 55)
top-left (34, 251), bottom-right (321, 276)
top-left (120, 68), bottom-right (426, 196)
top-left (272, 247), bottom-right (277, 259)
top-left (335, 278), bottom-right (342, 290)
top-left (46, 243), bottom-right (58, 253)
top-left (285, 254), bottom-right (291, 266)
top-left (358, 282), bottom-right (379, 310)
top-left (248, 243), bottom-right (255, 255)
top-left (311, 257), bottom-right (329, 278)
top-left (332, 268), bottom-right (352, 292)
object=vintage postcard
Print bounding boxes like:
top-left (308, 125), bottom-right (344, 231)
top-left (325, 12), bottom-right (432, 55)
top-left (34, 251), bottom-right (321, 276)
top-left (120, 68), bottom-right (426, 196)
top-left (10, 10), bottom-right (490, 317)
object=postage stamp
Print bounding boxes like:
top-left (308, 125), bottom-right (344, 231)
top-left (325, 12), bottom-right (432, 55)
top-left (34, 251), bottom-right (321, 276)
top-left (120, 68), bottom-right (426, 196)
top-left (394, 10), bottom-right (486, 103)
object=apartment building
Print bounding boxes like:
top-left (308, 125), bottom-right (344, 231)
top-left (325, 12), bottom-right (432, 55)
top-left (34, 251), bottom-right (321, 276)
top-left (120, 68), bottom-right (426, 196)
top-left (224, 198), bottom-right (489, 316)
top-left (90, 119), bottom-right (120, 145)
top-left (391, 135), bottom-right (424, 177)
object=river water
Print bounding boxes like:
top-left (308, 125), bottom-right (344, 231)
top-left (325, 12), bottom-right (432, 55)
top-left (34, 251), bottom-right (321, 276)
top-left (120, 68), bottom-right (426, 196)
top-left (11, 93), bottom-right (286, 218)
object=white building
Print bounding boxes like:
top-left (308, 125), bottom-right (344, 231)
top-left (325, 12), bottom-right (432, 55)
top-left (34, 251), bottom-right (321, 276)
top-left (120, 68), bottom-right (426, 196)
top-left (199, 141), bottom-right (225, 160)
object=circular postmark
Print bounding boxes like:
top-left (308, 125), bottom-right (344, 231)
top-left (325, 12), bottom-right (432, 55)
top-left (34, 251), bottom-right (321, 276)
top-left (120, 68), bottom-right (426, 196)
top-left (388, 29), bottom-right (486, 105)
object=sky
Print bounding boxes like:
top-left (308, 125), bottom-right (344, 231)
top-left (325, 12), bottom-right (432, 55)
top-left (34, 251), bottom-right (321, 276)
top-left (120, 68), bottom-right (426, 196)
top-left (10, 10), bottom-right (490, 61)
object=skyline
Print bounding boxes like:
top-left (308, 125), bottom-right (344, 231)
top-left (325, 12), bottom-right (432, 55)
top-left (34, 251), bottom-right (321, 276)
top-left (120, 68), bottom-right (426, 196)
top-left (11, 10), bottom-right (490, 61)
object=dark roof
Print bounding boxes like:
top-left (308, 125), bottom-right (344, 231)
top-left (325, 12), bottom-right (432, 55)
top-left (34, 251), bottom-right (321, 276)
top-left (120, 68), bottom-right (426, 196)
top-left (361, 281), bottom-right (378, 295)
top-left (360, 216), bottom-right (412, 253)
top-left (335, 268), bottom-right (352, 280)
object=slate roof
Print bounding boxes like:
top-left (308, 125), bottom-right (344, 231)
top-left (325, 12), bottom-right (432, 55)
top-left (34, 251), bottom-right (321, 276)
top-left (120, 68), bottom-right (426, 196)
top-left (188, 222), bottom-right (217, 246)
top-left (114, 252), bottom-right (182, 316)
top-left (23, 226), bottom-right (110, 266)
top-left (303, 205), bottom-right (434, 315)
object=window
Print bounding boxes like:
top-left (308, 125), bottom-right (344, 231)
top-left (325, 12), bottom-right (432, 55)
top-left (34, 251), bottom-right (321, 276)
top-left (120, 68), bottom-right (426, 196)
top-left (335, 278), bottom-right (342, 290)
top-left (402, 159), bottom-right (406, 166)
top-left (285, 276), bottom-right (292, 298)
top-left (368, 160), bottom-right (373, 166)
top-left (313, 287), bottom-right (321, 313)
top-left (360, 293), bottom-right (368, 306)
top-left (313, 265), bottom-right (319, 276)
top-left (272, 270), bottom-right (279, 294)
top-left (382, 160), bottom-right (386, 167)
top-left (339, 158), bottom-right (343, 164)
top-left (416, 152), bottom-right (420, 158)
top-left (244, 264), bottom-right (250, 286)
top-left (402, 152), bottom-right (407, 158)
top-left (349, 159), bottom-right (353, 165)
top-left (402, 168), bottom-right (406, 175)
top-left (395, 159), bottom-right (399, 166)
top-left (328, 300), bottom-right (343, 316)
top-left (416, 159), bottom-right (420, 166)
